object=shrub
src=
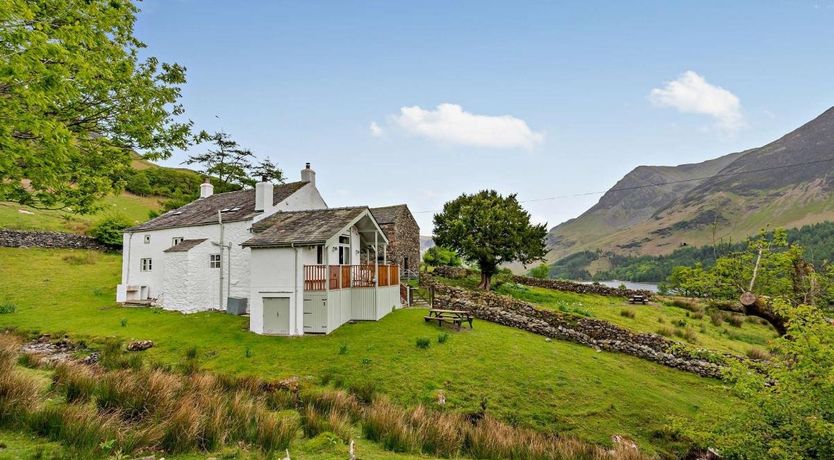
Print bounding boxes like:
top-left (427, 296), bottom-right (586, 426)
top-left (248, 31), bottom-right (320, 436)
top-left (656, 327), bottom-right (674, 337)
top-left (338, 343), bottom-right (348, 355)
top-left (54, 363), bottom-right (97, 403)
top-left (746, 348), bottom-right (770, 360)
top-left (710, 311), bottom-right (725, 326)
top-left (89, 215), bottom-right (133, 246)
top-left (416, 337), bottom-right (431, 349)
top-left (620, 309), bottom-right (636, 319)
top-left (0, 336), bottom-right (39, 426)
top-left (0, 301), bottom-right (16, 314)
top-left (437, 333), bottom-right (449, 344)
top-left (62, 252), bottom-right (98, 265)
top-left (348, 381), bottom-right (377, 405)
top-left (727, 315), bottom-right (744, 328)
top-left (673, 319), bottom-right (688, 328)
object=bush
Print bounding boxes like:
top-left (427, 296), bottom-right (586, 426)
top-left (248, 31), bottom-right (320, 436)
top-left (0, 301), bottom-right (16, 314)
top-left (416, 337), bottom-right (431, 349)
top-left (727, 315), bottom-right (744, 328)
top-left (437, 333), bottom-right (449, 344)
top-left (619, 309), bottom-right (636, 319)
top-left (528, 263), bottom-right (550, 279)
top-left (89, 215), bottom-right (133, 246)
top-left (422, 246), bottom-right (462, 268)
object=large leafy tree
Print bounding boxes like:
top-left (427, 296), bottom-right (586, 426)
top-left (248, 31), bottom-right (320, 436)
top-left (0, 0), bottom-right (192, 213)
top-left (433, 190), bottom-right (547, 290)
top-left (680, 299), bottom-right (834, 459)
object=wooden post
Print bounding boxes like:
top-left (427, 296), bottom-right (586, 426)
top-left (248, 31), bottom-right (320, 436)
top-left (374, 231), bottom-right (379, 288)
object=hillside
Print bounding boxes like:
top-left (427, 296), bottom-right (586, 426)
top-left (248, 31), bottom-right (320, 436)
top-left (547, 107), bottom-right (834, 267)
top-left (0, 155), bottom-right (201, 234)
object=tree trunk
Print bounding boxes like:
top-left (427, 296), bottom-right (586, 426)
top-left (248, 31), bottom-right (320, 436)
top-left (717, 297), bottom-right (788, 336)
top-left (478, 272), bottom-right (492, 290)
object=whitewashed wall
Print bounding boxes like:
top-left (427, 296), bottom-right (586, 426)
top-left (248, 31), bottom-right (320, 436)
top-left (249, 247), bottom-right (304, 335)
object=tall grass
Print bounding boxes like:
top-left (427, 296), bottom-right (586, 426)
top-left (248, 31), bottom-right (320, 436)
top-left (0, 335), bottom-right (40, 426)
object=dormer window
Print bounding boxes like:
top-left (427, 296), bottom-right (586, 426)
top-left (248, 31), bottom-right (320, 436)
top-left (172, 237), bottom-right (184, 246)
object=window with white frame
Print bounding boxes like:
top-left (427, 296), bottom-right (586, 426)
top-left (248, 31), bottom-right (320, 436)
top-left (140, 258), bottom-right (152, 272)
top-left (210, 254), bottom-right (221, 268)
top-left (144, 235), bottom-right (151, 244)
top-left (172, 237), bottom-right (184, 246)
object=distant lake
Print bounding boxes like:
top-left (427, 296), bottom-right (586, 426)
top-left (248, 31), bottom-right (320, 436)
top-left (578, 280), bottom-right (660, 293)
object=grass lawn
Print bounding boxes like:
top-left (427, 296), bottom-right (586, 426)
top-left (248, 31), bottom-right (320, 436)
top-left (0, 248), bottom-right (737, 455)
top-left (0, 193), bottom-right (162, 234)
top-left (440, 275), bottom-right (778, 356)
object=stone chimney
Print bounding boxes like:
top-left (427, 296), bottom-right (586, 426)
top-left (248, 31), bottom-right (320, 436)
top-left (300, 162), bottom-right (315, 185)
top-left (200, 178), bottom-right (214, 198)
top-left (254, 176), bottom-right (273, 212)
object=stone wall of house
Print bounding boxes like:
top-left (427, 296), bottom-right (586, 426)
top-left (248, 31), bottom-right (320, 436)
top-left (421, 274), bottom-right (727, 378)
top-left (0, 230), bottom-right (114, 251)
top-left (378, 209), bottom-right (420, 274)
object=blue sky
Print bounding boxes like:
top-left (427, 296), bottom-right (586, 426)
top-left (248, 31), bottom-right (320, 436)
top-left (135, 0), bottom-right (834, 234)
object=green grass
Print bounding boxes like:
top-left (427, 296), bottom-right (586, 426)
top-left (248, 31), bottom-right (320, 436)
top-left (492, 281), bottom-right (778, 355)
top-left (0, 192), bottom-right (161, 234)
top-left (0, 248), bottom-right (738, 455)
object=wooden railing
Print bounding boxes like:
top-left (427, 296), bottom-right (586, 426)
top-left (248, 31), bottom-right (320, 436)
top-left (304, 264), bottom-right (401, 291)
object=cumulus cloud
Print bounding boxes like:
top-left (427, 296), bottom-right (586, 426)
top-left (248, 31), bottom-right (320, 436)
top-left (369, 121), bottom-right (383, 137)
top-left (649, 71), bottom-right (744, 132)
top-left (392, 103), bottom-right (543, 149)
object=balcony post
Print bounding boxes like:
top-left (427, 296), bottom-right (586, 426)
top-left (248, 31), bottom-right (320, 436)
top-left (324, 244), bottom-right (330, 294)
top-left (374, 231), bottom-right (379, 288)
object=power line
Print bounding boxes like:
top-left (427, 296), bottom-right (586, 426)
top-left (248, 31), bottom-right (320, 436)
top-left (412, 156), bottom-right (834, 214)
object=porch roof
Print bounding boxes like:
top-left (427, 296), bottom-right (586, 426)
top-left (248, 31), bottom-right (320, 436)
top-left (163, 238), bottom-right (207, 253)
top-left (242, 207), bottom-right (387, 248)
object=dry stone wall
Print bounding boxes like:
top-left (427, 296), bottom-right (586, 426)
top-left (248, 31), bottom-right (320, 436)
top-left (421, 274), bottom-right (727, 378)
top-left (512, 275), bottom-right (654, 299)
top-left (0, 230), bottom-right (114, 251)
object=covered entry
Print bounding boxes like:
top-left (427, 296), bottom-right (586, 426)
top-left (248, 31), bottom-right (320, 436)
top-left (262, 297), bottom-right (290, 335)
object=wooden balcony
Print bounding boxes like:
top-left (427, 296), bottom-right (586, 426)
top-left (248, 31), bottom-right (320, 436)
top-left (304, 264), bottom-right (400, 291)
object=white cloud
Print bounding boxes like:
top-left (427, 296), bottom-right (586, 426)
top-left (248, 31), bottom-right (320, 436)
top-left (392, 103), bottom-right (543, 149)
top-left (369, 121), bottom-right (383, 137)
top-left (649, 71), bottom-right (744, 132)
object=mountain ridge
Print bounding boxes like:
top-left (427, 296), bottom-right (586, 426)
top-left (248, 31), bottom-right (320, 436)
top-left (546, 106), bottom-right (834, 267)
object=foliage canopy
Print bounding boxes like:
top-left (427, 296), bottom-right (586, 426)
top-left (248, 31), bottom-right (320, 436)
top-left (0, 0), bottom-right (192, 213)
top-left (433, 190), bottom-right (546, 289)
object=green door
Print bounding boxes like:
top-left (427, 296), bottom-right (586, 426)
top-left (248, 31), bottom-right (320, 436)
top-left (303, 295), bottom-right (327, 334)
top-left (262, 297), bottom-right (290, 335)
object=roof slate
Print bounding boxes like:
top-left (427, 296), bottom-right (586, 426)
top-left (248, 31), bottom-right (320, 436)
top-left (128, 181), bottom-right (308, 232)
top-left (163, 238), bottom-right (208, 253)
top-left (370, 204), bottom-right (408, 224)
top-left (242, 207), bottom-right (369, 248)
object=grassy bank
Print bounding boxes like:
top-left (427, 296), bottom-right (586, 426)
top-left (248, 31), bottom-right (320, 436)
top-left (0, 248), bottom-right (737, 455)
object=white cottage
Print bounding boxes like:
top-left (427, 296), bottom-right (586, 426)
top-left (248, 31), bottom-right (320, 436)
top-left (116, 164), bottom-right (402, 335)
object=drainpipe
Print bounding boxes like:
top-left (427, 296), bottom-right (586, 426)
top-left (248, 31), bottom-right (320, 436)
top-left (125, 233), bottom-right (134, 282)
top-left (218, 210), bottom-right (224, 310)
top-left (292, 243), bottom-right (300, 336)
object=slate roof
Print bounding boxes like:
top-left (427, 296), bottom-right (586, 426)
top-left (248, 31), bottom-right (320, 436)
top-left (128, 182), bottom-right (308, 232)
top-left (163, 238), bottom-right (207, 253)
top-left (370, 204), bottom-right (408, 224)
top-left (242, 207), bottom-right (369, 248)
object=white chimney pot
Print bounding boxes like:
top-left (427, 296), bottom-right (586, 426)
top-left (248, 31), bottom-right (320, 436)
top-left (301, 162), bottom-right (315, 185)
top-left (255, 180), bottom-right (273, 211)
top-left (200, 179), bottom-right (214, 198)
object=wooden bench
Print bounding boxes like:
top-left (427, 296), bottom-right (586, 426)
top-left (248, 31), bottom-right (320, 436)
top-left (628, 294), bottom-right (648, 305)
top-left (424, 309), bottom-right (473, 330)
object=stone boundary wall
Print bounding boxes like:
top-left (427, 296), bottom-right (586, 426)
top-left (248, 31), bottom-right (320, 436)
top-left (432, 266), bottom-right (471, 279)
top-left (0, 230), bottom-right (115, 251)
top-left (512, 275), bottom-right (654, 299)
top-left (421, 274), bottom-right (727, 378)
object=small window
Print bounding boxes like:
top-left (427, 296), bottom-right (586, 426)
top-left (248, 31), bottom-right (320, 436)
top-left (210, 254), bottom-right (221, 269)
top-left (143, 235), bottom-right (151, 244)
top-left (339, 236), bottom-right (350, 244)
top-left (140, 258), bottom-right (152, 272)
top-left (316, 245), bottom-right (323, 264)
top-left (172, 237), bottom-right (184, 246)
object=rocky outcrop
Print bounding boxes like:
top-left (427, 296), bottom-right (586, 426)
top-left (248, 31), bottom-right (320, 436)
top-left (421, 274), bottom-right (727, 378)
top-left (512, 275), bottom-right (653, 299)
top-left (0, 230), bottom-right (114, 251)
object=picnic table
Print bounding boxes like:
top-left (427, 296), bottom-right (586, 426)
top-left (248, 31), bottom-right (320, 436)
top-left (424, 309), bottom-right (474, 330)
top-left (628, 294), bottom-right (649, 305)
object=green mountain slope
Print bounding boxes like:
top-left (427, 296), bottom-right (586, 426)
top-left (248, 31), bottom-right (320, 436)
top-left (547, 107), bottom-right (834, 267)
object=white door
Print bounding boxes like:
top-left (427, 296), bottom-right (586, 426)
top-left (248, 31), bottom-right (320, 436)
top-left (262, 297), bottom-right (290, 335)
top-left (303, 296), bottom-right (327, 333)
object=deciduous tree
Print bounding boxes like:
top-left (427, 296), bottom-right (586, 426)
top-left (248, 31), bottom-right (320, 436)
top-left (0, 0), bottom-right (192, 213)
top-left (433, 190), bottom-right (547, 290)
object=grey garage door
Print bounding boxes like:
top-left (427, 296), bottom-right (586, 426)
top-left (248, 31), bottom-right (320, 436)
top-left (262, 297), bottom-right (290, 335)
